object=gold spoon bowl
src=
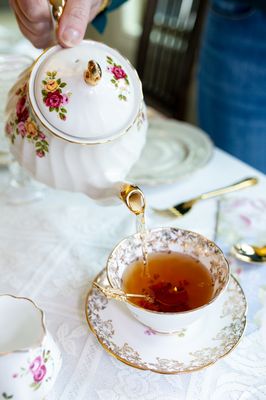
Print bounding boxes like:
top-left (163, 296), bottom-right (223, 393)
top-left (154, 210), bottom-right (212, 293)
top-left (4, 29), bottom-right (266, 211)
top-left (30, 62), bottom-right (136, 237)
top-left (231, 243), bottom-right (266, 263)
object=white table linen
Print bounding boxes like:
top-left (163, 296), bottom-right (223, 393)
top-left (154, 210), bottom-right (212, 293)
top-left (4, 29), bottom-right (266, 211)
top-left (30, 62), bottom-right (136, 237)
top-left (0, 148), bottom-right (266, 400)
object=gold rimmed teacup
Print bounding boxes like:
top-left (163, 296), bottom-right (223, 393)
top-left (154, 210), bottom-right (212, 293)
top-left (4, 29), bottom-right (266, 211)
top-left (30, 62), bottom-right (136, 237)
top-left (106, 227), bottom-right (230, 333)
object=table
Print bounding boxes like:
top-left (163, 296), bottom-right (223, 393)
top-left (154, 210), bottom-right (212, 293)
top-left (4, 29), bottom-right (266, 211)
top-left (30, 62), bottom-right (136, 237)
top-left (0, 147), bottom-right (266, 400)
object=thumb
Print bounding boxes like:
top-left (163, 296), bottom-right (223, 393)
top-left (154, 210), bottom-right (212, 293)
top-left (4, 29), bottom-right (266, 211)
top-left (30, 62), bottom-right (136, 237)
top-left (58, 0), bottom-right (92, 47)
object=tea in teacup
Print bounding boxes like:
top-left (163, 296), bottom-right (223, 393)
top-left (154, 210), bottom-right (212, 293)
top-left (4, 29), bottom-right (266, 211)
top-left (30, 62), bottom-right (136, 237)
top-left (107, 227), bottom-right (229, 333)
top-left (122, 252), bottom-right (214, 312)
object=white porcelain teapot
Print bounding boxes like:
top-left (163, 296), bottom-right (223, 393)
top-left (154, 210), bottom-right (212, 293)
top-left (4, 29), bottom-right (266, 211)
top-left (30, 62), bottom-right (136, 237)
top-left (5, 18), bottom-right (147, 209)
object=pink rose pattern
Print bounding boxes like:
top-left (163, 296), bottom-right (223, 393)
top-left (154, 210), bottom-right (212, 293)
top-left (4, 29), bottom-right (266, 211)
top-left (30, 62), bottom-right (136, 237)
top-left (16, 96), bottom-right (29, 122)
top-left (5, 83), bottom-right (49, 158)
top-left (106, 55), bottom-right (130, 101)
top-left (144, 328), bottom-right (156, 336)
top-left (33, 365), bottom-right (47, 383)
top-left (13, 350), bottom-right (52, 391)
top-left (111, 66), bottom-right (127, 80)
top-left (45, 91), bottom-right (63, 108)
top-left (17, 121), bottom-right (27, 137)
top-left (42, 71), bottom-right (70, 120)
top-left (29, 356), bottom-right (42, 373)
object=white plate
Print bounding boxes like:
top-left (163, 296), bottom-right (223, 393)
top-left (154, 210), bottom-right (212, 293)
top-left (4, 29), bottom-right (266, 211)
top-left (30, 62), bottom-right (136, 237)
top-left (127, 119), bottom-right (213, 186)
top-left (85, 270), bottom-right (246, 374)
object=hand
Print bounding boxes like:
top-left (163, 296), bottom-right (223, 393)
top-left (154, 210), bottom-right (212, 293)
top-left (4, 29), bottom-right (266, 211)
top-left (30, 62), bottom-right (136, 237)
top-left (9, 0), bottom-right (103, 49)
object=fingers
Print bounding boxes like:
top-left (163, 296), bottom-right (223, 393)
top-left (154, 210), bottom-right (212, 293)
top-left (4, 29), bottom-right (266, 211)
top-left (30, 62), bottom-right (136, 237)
top-left (89, 0), bottom-right (102, 21)
top-left (15, 16), bottom-right (52, 48)
top-left (10, 0), bottom-right (103, 49)
top-left (57, 0), bottom-right (93, 47)
top-left (10, 0), bottom-right (52, 48)
top-left (16, 0), bottom-right (50, 23)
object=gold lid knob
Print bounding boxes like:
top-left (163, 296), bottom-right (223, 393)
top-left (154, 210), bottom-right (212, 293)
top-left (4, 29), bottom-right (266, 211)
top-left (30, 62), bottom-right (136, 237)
top-left (84, 60), bottom-right (102, 86)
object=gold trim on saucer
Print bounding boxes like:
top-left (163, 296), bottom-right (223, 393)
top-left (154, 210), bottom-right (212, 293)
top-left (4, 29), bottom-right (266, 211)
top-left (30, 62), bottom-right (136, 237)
top-left (85, 270), bottom-right (247, 375)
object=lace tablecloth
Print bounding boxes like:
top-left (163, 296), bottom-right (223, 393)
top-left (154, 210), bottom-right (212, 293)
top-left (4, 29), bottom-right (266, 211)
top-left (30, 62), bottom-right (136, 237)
top-left (0, 148), bottom-right (266, 400)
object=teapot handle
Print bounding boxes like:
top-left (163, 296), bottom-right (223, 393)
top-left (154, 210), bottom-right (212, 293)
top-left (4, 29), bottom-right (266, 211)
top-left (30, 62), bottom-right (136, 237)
top-left (48, 0), bottom-right (103, 87)
top-left (49, 0), bottom-right (66, 23)
top-left (48, 0), bottom-right (66, 42)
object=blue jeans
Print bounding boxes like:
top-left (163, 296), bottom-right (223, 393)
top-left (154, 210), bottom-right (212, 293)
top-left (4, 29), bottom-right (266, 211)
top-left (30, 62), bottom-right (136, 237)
top-left (197, 0), bottom-right (266, 173)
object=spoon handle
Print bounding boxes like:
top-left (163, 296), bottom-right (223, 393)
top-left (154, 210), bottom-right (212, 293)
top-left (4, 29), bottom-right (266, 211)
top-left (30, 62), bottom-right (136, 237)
top-left (93, 282), bottom-right (148, 302)
top-left (200, 177), bottom-right (258, 201)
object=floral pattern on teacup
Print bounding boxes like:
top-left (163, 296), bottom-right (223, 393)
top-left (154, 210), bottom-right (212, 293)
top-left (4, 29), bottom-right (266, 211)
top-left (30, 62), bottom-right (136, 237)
top-left (41, 71), bottom-right (71, 121)
top-left (144, 328), bottom-right (156, 336)
top-left (1, 393), bottom-right (13, 399)
top-left (106, 56), bottom-right (130, 101)
top-left (13, 349), bottom-right (53, 391)
top-left (5, 83), bottom-right (49, 158)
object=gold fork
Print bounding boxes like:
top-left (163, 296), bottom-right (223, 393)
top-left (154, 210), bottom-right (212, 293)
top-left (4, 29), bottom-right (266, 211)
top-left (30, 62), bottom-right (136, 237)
top-left (153, 177), bottom-right (258, 218)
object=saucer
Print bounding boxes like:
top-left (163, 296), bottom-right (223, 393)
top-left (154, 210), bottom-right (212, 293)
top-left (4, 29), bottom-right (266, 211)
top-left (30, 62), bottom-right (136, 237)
top-left (127, 119), bottom-right (213, 186)
top-left (85, 269), bottom-right (247, 374)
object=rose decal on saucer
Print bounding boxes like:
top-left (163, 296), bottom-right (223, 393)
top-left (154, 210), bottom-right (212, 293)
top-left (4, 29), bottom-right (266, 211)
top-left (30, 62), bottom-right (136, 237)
top-left (106, 56), bottom-right (130, 101)
top-left (13, 349), bottom-right (53, 391)
top-left (42, 71), bottom-right (71, 121)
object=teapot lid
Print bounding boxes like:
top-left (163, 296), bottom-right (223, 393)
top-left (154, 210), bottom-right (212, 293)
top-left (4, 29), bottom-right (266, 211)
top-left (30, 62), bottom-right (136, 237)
top-left (28, 40), bottom-right (143, 144)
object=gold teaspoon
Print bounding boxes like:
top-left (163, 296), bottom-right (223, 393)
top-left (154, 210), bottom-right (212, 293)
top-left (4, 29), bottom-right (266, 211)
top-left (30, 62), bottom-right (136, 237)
top-left (93, 282), bottom-right (152, 303)
top-left (93, 282), bottom-right (183, 307)
top-left (232, 243), bottom-right (266, 263)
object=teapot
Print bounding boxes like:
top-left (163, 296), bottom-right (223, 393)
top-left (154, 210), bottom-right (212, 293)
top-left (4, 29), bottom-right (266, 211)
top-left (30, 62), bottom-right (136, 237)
top-left (5, 2), bottom-right (148, 211)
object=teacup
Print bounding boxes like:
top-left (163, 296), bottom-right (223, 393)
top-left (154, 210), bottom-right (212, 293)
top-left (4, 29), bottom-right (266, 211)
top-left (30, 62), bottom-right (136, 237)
top-left (0, 295), bottom-right (62, 399)
top-left (107, 227), bottom-right (230, 333)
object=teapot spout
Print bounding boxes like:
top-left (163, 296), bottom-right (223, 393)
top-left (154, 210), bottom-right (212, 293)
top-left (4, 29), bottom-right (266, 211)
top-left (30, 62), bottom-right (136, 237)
top-left (119, 183), bottom-right (145, 215)
top-left (85, 182), bottom-right (145, 212)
